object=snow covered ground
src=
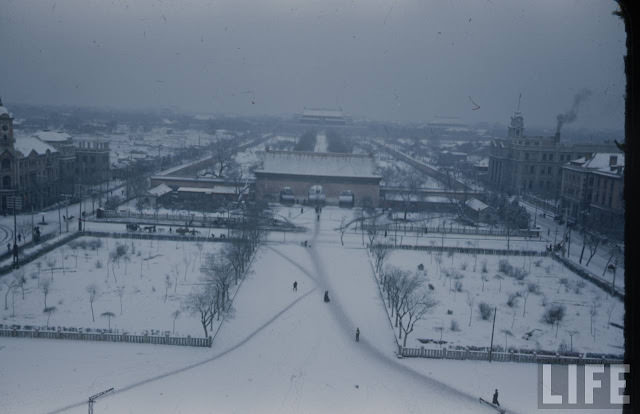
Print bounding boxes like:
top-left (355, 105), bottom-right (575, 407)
top-left (0, 237), bottom-right (221, 337)
top-left (0, 205), bottom-right (624, 413)
top-left (383, 249), bottom-right (623, 355)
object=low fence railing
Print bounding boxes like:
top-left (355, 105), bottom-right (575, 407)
top-left (360, 223), bottom-right (540, 238)
top-left (398, 346), bottom-right (623, 365)
top-left (374, 243), bottom-right (546, 257)
top-left (551, 253), bottom-right (624, 300)
top-left (0, 327), bottom-right (211, 348)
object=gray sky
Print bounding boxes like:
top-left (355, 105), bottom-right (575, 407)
top-left (0, 0), bottom-right (625, 129)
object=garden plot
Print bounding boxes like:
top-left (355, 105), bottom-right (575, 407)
top-left (0, 237), bottom-right (224, 337)
top-left (384, 249), bottom-right (624, 356)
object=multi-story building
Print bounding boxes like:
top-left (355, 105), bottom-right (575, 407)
top-left (559, 153), bottom-right (624, 237)
top-left (488, 111), bottom-right (618, 200)
top-left (560, 152), bottom-right (624, 234)
top-left (0, 100), bottom-right (61, 212)
top-left (0, 100), bottom-right (111, 213)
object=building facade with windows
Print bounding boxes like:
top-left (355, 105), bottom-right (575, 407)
top-left (488, 111), bottom-right (618, 200)
top-left (560, 153), bottom-right (625, 237)
top-left (0, 100), bottom-right (61, 212)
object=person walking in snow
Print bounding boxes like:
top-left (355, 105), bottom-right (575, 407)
top-left (293, 281), bottom-right (298, 292)
top-left (492, 389), bottom-right (500, 406)
top-left (355, 328), bottom-right (360, 342)
top-left (323, 290), bottom-right (330, 303)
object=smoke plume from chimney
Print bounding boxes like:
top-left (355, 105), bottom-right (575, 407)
top-left (555, 89), bottom-right (592, 137)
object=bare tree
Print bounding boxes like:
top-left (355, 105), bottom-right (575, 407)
top-left (466, 292), bottom-right (475, 326)
top-left (101, 311), bottom-right (116, 330)
top-left (371, 243), bottom-right (390, 276)
top-left (86, 284), bottom-right (99, 322)
top-left (41, 279), bottom-right (52, 310)
top-left (400, 175), bottom-right (423, 221)
top-left (164, 274), bottom-right (172, 303)
top-left (501, 329), bottom-right (513, 351)
top-left (183, 285), bottom-right (218, 338)
top-left (14, 269), bottom-right (26, 300)
top-left (171, 309), bottom-right (181, 335)
top-left (116, 285), bottom-right (125, 315)
top-left (399, 290), bottom-right (438, 347)
top-left (4, 280), bottom-right (16, 311)
top-left (43, 306), bottom-right (57, 327)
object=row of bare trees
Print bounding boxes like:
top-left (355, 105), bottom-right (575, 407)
top-left (183, 205), bottom-right (267, 337)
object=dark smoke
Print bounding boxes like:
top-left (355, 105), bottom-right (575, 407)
top-left (555, 89), bottom-right (592, 135)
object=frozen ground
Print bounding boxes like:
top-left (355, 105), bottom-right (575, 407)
top-left (384, 249), bottom-right (623, 355)
top-left (0, 237), bottom-right (222, 337)
top-left (0, 205), bottom-right (623, 413)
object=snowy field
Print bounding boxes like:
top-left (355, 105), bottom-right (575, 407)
top-left (0, 237), bottom-right (223, 337)
top-left (383, 250), bottom-right (624, 355)
top-left (0, 205), bottom-right (624, 413)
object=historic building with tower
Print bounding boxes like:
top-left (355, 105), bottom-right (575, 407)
top-left (488, 109), bottom-right (618, 200)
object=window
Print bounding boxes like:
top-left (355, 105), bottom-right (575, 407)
top-left (1, 159), bottom-right (10, 170)
top-left (2, 176), bottom-right (10, 188)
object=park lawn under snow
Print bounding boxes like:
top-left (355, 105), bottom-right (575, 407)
top-left (384, 249), bottom-right (624, 356)
top-left (0, 237), bottom-right (224, 337)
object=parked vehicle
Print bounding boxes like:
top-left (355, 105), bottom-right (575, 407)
top-left (308, 185), bottom-right (325, 204)
top-left (338, 190), bottom-right (354, 207)
top-left (279, 186), bottom-right (295, 203)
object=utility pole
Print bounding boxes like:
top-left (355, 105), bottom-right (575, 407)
top-left (489, 306), bottom-right (497, 362)
top-left (88, 387), bottom-right (114, 414)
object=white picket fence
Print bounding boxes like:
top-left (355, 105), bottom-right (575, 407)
top-left (0, 327), bottom-right (212, 348)
top-left (398, 345), bottom-right (623, 365)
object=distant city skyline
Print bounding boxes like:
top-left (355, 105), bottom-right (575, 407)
top-left (0, 0), bottom-right (626, 130)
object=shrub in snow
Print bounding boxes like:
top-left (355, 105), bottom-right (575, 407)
top-left (428, 283), bottom-right (435, 290)
top-left (447, 309), bottom-right (453, 315)
top-left (454, 280), bottom-right (463, 292)
top-left (512, 268), bottom-right (528, 280)
top-left (481, 260), bottom-right (488, 274)
top-left (498, 259), bottom-right (512, 274)
top-left (450, 320), bottom-right (460, 331)
top-left (460, 262), bottom-right (468, 271)
top-left (543, 304), bottom-right (566, 325)
top-left (559, 278), bottom-right (569, 286)
top-left (95, 260), bottom-right (103, 269)
top-left (418, 264), bottom-right (424, 271)
top-left (479, 302), bottom-right (493, 320)
top-left (527, 282), bottom-right (540, 294)
top-left (507, 293), bottom-right (519, 308)
top-left (534, 259), bottom-right (542, 267)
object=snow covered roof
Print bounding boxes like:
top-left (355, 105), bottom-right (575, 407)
top-left (0, 105), bottom-right (10, 117)
top-left (177, 187), bottom-right (215, 194)
top-left (255, 151), bottom-right (380, 179)
top-left (465, 198), bottom-right (489, 212)
top-left (148, 183), bottom-right (173, 197)
top-left (567, 152), bottom-right (624, 175)
top-left (14, 136), bottom-right (58, 156)
top-left (302, 108), bottom-right (344, 118)
top-left (32, 130), bottom-right (72, 142)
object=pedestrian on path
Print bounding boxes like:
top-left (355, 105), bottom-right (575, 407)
top-left (492, 389), bottom-right (500, 406)
top-left (355, 328), bottom-right (360, 342)
top-left (293, 281), bottom-right (298, 292)
top-left (323, 290), bottom-right (330, 303)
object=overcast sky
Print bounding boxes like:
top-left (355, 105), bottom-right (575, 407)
top-left (0, 0), bottom-right (625, 129)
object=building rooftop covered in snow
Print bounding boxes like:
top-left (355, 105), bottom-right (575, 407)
top-left (298, 108), bottom-right (348, 125)
top-left (254, 150), bottom-right (381, 206)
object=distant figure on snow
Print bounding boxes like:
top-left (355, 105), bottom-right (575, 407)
top-left (355, 328), bottom-right (360, 342)
top-left (301, 207), bottom-right (304, 214)
top-left (492, 389), bottom-right (500, 406)
top-left (323, 290), bottom-right (330, 303)
top-left (293, 281), bottom-right (298, 292)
